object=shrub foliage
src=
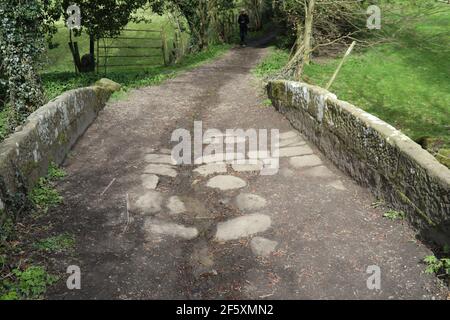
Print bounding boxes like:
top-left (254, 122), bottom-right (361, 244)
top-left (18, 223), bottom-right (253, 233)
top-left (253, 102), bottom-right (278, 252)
top-left (0, 0), bottom-right (47, 127)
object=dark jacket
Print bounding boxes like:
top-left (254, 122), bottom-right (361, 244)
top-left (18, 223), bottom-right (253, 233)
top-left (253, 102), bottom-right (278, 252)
top-left (238, 14), bottom-right (250, 32)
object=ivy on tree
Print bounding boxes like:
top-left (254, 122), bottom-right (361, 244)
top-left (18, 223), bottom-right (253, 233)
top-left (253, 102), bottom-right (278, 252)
top-left (0, 0), bottom-right (46, 126)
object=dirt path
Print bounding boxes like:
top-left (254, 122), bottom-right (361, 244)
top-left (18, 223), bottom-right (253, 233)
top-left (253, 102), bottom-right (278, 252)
top-left (48, 40), bottom-right (446, 300)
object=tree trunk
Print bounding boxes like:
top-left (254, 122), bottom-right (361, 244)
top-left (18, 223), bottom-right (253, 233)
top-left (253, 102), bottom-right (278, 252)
top-left (303, 0), bottom-right (315, 65)
top-left (73, 32), bottom-right (95, 73)
top-left (280, 0), bottom-right (316, 80)
top-left (89, 34), bottom-right (95, 60)
top-left (255, 0), bottom-right (262, 30)
top-left (296, 0), bottom-right (315, 79)
top-left (293, 20), bottom-right (303, 58)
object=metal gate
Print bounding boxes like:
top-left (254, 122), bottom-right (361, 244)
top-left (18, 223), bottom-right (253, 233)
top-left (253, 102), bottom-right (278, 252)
top-left (96, 28), bottom-right (168, 74)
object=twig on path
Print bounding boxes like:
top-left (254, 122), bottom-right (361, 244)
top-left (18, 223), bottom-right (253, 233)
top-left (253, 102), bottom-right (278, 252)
top-left (259, 292), bottom-right (274, 299)
top-left (122, 193), bottom-right (131, 234)
top-left (100, 178), bottom-right (116, 196)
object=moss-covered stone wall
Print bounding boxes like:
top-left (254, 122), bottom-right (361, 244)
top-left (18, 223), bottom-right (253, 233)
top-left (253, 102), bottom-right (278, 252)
top-left (268, 80), bottom-right (450, 245)
top-left (0, 79), bottom-right (120, 219)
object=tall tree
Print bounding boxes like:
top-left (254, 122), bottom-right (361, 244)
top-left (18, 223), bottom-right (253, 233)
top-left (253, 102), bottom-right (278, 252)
top-left (150, 0), bottom-right (236, 50)
top-left (244, 0), bottom-right (264, 31)
top-left (274, 0), bottom-right (366, 79)
top-left (298, 0), bottom-right (315, 79)
top-left (61, 0), bottom-right (149, 71)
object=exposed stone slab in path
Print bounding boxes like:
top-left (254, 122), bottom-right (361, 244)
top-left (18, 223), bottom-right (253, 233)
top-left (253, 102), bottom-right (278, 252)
top-left (159, 148), bottom-right (172, 154)
top-left (304, 165), bottom-right (335, 178)
top-left (279, 131), bottom-right (299, 140)
top-left (145, 153), bottom-right (176, 165)
top-left (206, 175), bottom-right (247, 191)
top-left (289, 155), bottom-right (323, 168)
top-left (203, 133), bottom-right (247, 144)
top-left (215, 214), bottom-right (272, 241)
top-left (141, 174), bottom-right (159, 190)
top-left (135, 191), bottom-right (163, 214)
top-left (167, 196), bottom-right (186, 215)
top-left (194, 163), bottom-right (227, 176)
top-left (144, 219), bottom-right (198, 240)
top-left (200, 153), bottom-right (245, 164)
top-left (327, 180), bottom-right (347, 191)
top-left (247, 150), bottom-right (271, 159)
top-left (280, 168), bottom-right (295, 178)
top-left (235, 193), bottom-right (267, 211)
top-left (232, 161), bottom-right (263, 172)
top-left (144, 163), bottom-right (178, 178)
top-left (250, 237), bottom-right (278, 257)
top-left (288, 142), bottom-right (307, 147)
top-left (279, 136), bottom-right (305, 147)
top-left (279, 146), bottom-right (314, 157)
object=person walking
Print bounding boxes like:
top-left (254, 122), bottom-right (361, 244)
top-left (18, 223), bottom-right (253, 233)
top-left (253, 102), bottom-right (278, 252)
top-left (238, 9), bottom-right (250, 47)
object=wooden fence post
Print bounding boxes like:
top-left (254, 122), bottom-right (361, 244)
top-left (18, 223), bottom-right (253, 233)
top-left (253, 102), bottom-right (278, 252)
top-left (96, 38), bottom-right (99, 74)
top-left (326, 41), bottom-right (356, 90)
top-left (161, 27), bottom-right (168, 66)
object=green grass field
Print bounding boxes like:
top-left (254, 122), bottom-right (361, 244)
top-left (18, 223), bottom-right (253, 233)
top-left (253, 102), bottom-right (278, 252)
top-left (255, 4), bottom-right (450, 162)
top-left (44, 14), bottom-right (181, 74)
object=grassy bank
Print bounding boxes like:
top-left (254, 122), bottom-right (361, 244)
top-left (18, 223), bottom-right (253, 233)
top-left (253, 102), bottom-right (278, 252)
top-left (0, 165), bottom-right (68, 300)
top-left (42, 43), bottom-right (231, 102)
top-left (254, 5), bottom-right (449, 164)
